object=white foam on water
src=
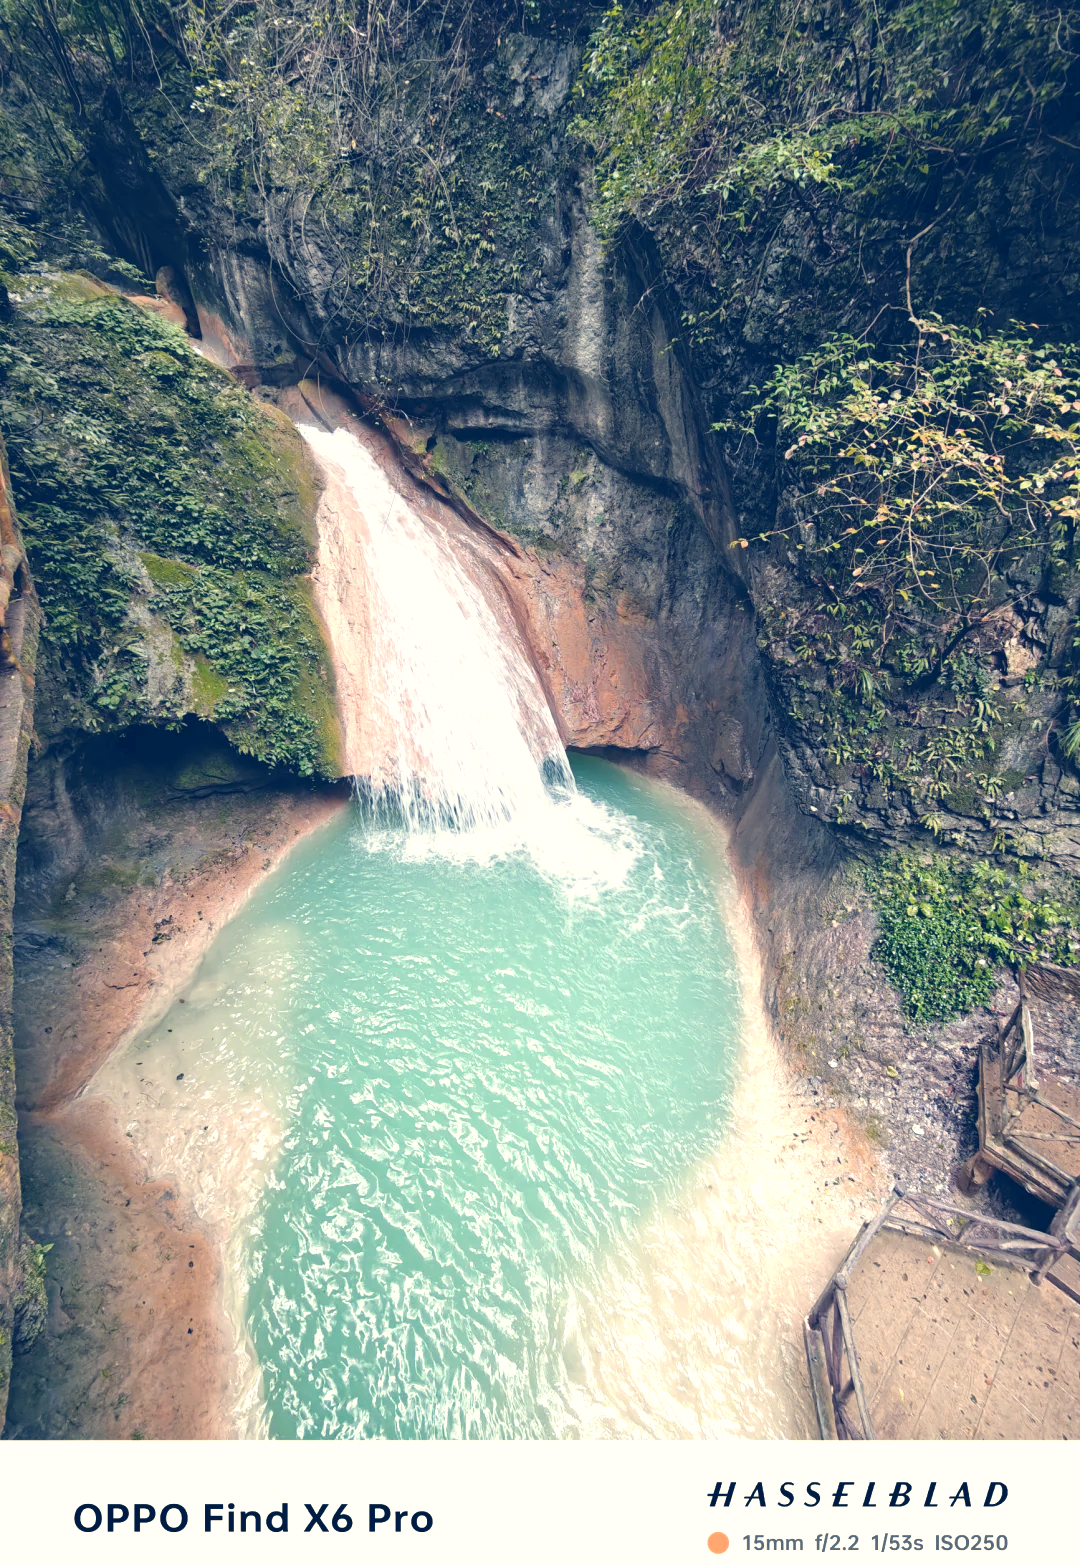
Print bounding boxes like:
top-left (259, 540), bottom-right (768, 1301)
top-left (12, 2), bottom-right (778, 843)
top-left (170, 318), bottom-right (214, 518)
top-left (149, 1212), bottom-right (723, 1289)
top-left (364, 788), bottom-right (643, 904)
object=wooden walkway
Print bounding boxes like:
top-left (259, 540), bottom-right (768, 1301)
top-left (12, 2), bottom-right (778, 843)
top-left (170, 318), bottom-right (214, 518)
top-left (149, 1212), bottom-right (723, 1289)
top-left (806, 965), bottom-right (1080, 1440)
top-left (961, 973), bottom-right (1080, 1207)
top-left (839, 1227), bottom-right (1079, 1438)
top-left (805, 1189), bottom-right (1080, 1439)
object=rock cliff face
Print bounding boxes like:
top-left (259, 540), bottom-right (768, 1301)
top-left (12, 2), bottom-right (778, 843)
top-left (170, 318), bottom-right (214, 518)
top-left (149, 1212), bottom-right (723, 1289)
top-left (275, 380), bottom-right (732, 784)
top-left (0, 444), bottom-right (40, 1431)
top-left (161, 204), bottom-right (767, 808)
top-left (66, 17), bottom-right (1080, 866)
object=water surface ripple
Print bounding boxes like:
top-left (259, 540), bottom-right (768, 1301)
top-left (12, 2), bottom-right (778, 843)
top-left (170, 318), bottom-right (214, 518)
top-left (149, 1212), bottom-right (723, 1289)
top-left (108, 758), bottom-right (746, 1438)
top-left (249, 760), bottom-right (737, 1437)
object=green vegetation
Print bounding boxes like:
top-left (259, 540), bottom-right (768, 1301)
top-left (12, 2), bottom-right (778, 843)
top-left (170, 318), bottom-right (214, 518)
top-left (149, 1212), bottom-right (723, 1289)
top-left (572, 0), bottom-right (1078, 261)
top-left (0, 0), bottom-right (570, 373)
top-left (731, 324), bottom-right (1080, 627)
top-left (12, 1237), bottom-right (50, 1350)
top-left (0, 257), bottom-right (339, 774)
top-left (868, 853), bottom-right (1080, 1019)
top-left (732, 322), bottom-right (1080, 819)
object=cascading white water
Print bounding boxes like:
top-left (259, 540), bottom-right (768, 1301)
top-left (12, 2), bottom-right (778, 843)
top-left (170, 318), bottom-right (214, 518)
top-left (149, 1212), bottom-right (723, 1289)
top-left (300, 424), bottom-right (572, 832)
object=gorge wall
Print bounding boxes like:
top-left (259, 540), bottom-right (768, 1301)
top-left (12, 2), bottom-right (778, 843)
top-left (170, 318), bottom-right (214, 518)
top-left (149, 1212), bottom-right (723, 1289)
top-left (0, 451), bottom-right (38, 1429)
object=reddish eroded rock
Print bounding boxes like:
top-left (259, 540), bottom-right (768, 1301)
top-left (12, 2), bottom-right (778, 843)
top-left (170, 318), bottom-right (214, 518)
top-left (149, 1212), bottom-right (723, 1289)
top-left (6, 1097), bottom-right (235, 1440)
top-left (125, 293), bottom-right (187, 330)
top-left (0, 433), bottom-right (41, 1431)
top-left (14, 783), bottom-right (348, 1116)
top-left (0, 449), bottom-right (34, 672)
top-left (494, 548), bottom-right (674, 755)
top-left (153, 266), bottom-right (200, 337)
top-left (193, 302), bottom-right (256, 373)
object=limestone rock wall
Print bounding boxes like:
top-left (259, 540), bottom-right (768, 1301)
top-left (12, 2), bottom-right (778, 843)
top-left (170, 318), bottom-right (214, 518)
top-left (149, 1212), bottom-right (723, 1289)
top-left (0, 438), bottom-right (41, 1430)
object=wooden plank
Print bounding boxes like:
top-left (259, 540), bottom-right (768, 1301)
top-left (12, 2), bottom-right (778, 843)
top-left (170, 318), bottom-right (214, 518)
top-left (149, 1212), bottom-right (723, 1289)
top-left (1023, 962), bottom-right (1080, 1004)
top-left (1034, 1185), bottom-right (1080, 1283)
top-left (830, 1299), bottom-right (844, 1405)
top-left (1001, 1004), bottom-right (1023, 1081)
top-left (983, 1045), bottom-right (1005, 1140)
top-left (835, 1286), bottom-right (875, 1439)
top-left (803, 1321), bottom-right (838, 1441)
top-left (1007, 1083), bottom-right (1080, 1184)
top-left (1020, 999), bottom-right (1037, 1092)
top-left (1047, 1249), bottom-right (1080, 1300)
top-left (978, 1044), bottom-right (1073, 1208)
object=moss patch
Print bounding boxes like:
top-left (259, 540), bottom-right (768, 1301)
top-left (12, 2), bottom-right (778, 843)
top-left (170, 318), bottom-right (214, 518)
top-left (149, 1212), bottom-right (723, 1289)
top-left (139, 553), bottom-right (197, 589)
top-left (191, 655), bottom-right (228, 716)
top-left (0, 278), bottom-right (339, 776)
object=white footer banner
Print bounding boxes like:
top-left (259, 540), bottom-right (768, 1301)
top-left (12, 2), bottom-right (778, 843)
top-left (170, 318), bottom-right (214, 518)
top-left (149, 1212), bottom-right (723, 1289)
top-left (0, 1440), bottom-right (1068, 1562)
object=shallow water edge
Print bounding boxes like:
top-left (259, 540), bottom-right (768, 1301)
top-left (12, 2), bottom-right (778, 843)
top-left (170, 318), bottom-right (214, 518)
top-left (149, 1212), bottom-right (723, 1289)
top-left (54, 761), bottom-right (887, 1441)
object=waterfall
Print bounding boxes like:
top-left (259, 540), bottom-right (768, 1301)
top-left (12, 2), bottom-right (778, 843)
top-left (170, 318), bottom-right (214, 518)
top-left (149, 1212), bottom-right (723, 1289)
top-left (300, 424), bottom-right (572, 832)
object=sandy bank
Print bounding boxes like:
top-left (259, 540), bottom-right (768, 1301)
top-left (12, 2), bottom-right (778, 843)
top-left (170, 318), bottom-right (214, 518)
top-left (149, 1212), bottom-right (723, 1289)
top-left (7, 755), bottom-right (348, 1439)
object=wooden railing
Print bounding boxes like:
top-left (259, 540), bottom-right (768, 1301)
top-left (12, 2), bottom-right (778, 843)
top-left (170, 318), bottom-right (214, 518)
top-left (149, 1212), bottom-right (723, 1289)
top-left (998, 972), bottom-right (1080, 1161)
top-left (805, 1182), bottom-right (1080, 1440)
top-left (804, 1190), bottom-right (901, 1439)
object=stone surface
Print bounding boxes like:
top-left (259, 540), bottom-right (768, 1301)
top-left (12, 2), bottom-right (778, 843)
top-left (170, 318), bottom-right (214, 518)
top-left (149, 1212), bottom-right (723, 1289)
top-left (847, 1228), bottom-right (1080, 1440)
top-left (0, 440), bottom-right (40, 1432)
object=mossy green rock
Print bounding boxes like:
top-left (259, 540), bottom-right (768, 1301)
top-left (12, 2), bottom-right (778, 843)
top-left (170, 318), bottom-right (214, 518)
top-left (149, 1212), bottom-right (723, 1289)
top-left (0, 276), bottom-right (342, 776)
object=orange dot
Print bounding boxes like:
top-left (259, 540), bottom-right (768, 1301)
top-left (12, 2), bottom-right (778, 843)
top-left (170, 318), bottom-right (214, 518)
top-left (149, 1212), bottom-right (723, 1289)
top-left (707, 1535), bottom-right (730, 1556)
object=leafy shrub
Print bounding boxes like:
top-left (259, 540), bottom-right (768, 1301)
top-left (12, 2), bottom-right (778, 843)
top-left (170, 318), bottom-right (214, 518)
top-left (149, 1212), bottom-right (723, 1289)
top-left (731, 324), bottom-right (1080, 636)
top-left (867, 853), bottom-right (1080, 1021)
top-left (572, 0), bottom-right (1079, 246)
